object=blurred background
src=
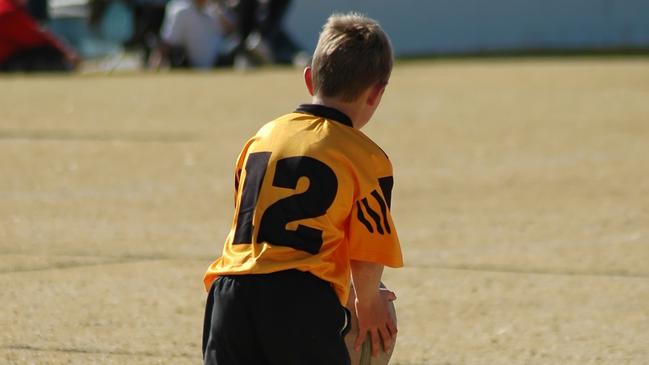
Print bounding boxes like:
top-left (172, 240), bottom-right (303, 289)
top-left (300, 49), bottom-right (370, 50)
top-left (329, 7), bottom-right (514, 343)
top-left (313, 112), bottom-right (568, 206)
top-left (2, 2), bottom-right (649, 365)
top-left (289, 0), bottom-right (649, 56)
top-left (2, 0), bottom-right (649, 73)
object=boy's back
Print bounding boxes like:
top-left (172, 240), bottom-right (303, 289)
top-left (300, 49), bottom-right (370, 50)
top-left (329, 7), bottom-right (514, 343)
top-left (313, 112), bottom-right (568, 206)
top-left (204, 103), bottom-right (402, 304)
top-left (202, 12), bottom-right (403, 365)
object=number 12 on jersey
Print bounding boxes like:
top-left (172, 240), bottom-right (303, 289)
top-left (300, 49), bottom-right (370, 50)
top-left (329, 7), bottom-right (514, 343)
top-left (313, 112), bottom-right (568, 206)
top-left (232, 152), bottom-right (338, 255)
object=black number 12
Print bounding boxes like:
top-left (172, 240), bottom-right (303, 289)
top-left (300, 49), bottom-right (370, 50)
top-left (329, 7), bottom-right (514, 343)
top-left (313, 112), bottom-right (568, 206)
top-left (232, 152), bottom-right (338, 255)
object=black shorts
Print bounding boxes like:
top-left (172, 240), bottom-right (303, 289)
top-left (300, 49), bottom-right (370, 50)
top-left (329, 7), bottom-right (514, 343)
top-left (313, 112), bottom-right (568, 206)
top-left (202, 269), bottom-right (351, 365)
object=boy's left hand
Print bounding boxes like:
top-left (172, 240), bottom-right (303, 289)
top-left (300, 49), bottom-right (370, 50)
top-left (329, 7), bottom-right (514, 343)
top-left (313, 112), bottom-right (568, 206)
top-left (353, 287), bottom-right (398, 357)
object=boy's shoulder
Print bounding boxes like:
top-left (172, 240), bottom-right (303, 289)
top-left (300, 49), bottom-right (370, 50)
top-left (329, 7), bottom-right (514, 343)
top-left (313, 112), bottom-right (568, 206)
top-left (250, 105), bottom-right (392, 179)
top-left (262, 104), bottom-right (388, 157)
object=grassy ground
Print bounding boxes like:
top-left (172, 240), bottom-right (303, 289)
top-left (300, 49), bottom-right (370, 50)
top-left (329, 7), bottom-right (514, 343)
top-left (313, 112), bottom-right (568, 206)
top-left (1, 57), bottom-right (648, 364)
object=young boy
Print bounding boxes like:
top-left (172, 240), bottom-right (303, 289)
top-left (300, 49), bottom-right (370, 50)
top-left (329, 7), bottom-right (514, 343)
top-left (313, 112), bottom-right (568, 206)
top-left (202, 12), bottom-right (403, 365)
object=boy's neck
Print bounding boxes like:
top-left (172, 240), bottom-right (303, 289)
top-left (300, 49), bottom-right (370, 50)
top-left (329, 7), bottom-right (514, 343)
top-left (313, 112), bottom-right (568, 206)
top-left (311, 96), bottom-right (367, 130)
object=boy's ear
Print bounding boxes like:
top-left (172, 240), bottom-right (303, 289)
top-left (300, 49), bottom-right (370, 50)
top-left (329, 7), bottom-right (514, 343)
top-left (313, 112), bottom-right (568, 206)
top-left (366, 82), bottom-right (386, 106)
top-left (304, 67), bottom-right (314, 96)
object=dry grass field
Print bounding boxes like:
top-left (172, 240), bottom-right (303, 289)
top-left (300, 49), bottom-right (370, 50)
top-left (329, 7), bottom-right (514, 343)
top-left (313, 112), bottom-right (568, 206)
top-left (1, 58), bottom-right (648, 364)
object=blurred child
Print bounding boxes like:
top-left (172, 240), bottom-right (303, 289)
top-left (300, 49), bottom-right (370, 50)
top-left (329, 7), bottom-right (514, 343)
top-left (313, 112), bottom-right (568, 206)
top-left (0, 0), bottom-right (80, 72)
top-left (149, 0), bottom-right (233, 69)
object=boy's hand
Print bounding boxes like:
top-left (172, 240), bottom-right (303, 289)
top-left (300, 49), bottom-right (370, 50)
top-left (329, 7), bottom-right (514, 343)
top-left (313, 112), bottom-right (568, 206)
top-left (354, 287), bottom-right (398, 357)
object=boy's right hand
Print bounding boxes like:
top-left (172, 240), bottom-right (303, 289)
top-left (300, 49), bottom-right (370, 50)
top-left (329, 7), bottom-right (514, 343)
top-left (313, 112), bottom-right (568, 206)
top-left (354, 287), bottom-right (398, 357)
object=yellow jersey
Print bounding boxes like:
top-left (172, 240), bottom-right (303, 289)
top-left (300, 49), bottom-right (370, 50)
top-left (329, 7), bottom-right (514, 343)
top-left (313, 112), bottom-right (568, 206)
top-left (204, 104), bottom-right (403, 304)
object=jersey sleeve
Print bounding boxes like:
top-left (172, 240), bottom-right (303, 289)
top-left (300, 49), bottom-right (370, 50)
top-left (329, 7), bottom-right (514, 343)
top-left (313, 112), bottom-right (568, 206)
top-left (347, 175), bottom-right (403, 268)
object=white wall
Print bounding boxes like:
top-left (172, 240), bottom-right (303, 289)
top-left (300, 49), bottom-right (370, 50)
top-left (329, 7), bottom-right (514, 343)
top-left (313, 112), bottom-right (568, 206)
top-left (284, 1), bottom-right (649, 56)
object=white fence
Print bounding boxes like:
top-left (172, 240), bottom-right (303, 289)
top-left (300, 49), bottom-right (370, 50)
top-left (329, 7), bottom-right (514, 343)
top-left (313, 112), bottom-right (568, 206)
top-left (285, 0), bottom-right (649, 56)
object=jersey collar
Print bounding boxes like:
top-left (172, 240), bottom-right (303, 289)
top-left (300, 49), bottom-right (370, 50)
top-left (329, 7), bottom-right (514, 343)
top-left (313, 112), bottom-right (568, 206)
top-left (295, 104), bottom-right (353, 128)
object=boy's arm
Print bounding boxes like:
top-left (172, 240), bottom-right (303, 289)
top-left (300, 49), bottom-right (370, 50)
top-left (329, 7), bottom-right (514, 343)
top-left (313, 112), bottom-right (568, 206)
top-left (350, 259), bottom-right (397, 357)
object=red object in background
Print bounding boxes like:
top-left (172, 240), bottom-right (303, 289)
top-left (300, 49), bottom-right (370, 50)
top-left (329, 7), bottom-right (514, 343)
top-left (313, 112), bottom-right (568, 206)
top-left (0, 0), bottom-right (74, 63)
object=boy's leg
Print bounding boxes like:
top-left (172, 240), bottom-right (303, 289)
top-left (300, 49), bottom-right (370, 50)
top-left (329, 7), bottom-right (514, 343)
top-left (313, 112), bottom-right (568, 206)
top-left (202, 276), bottom-right (268, 365)
top-left (251, 270), bottom-right (351, 365)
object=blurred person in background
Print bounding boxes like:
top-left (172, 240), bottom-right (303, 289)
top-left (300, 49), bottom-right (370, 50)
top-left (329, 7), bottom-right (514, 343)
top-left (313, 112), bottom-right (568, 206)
top-left (0, 0), bottom-right (80, 72)
top-left (128, 0), bottom-right (168, 64)
top-left (49, 0), bottom-right (134, 61)
top-left (228, 0), bottom-right (306, 68)
top-left (148, 0), bottom-right (234, 69)
top-left (25, 0), bottom-right (48, 23)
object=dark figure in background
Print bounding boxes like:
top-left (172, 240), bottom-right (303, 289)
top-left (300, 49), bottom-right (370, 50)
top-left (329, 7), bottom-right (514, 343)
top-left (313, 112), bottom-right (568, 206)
top-left (126, 0), bottom-right (167, 62)
top-left (0, 0), bottom-right (80, 72)
top-left (25, 0), bottom-right (47, 23)
top-left (229, 0), bottom-right (305, 67)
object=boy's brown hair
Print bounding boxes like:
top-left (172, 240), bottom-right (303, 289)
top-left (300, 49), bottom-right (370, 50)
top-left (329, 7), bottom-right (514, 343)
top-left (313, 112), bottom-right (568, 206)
top-left (311, 13), bottom-right (394, 102)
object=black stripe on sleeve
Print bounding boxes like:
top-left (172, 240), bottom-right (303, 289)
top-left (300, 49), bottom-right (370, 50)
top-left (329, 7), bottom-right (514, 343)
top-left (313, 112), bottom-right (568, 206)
top-left (361, 198), bottom-right (384, 235)
top-left (378, 176), bottom-right (394, 209)
top-left (356, 201), bottom-right (374, 233)
top-left (370, 190), bottom-right (391, 234)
